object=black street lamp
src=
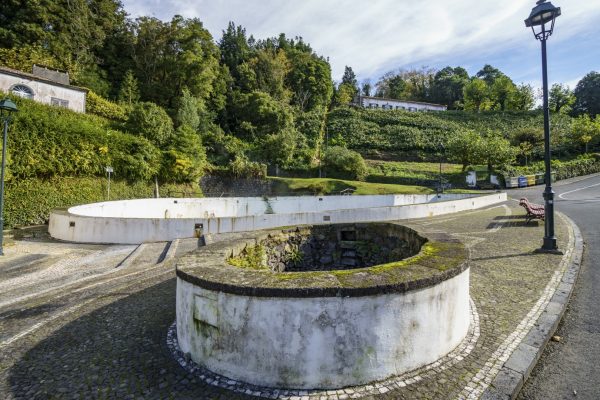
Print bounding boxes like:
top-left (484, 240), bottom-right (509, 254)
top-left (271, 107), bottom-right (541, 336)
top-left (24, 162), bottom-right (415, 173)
top-left (0, 98), bottom-right (18, 256)
top-left (525, 0), bottom-right (561, 252)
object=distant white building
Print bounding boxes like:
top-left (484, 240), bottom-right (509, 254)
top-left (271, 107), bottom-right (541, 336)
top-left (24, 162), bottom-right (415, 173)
top-left (355, 96), bottom-right (447, 112)
top-left (0, 65), bottom-right (87, 113)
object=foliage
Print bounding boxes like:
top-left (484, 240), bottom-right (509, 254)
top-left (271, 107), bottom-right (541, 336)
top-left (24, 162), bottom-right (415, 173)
top-left (5, 95), bottom-right (161, 181)
top-left (323, 146), bottom-right (368, 181)
top-left (118, 70), bottom-right (140, 106)
top-left (160, 125), bottom-right (207, 183)
top-left (501, 155), bottom-right (600, 181)
top-left (231, 90), bottom-right (294, 139)
top-left (285, 49), bottom-right (333, 111)
top-left (228, 155), bottom-right (267, 178)
top-left (573, 71), bottom-right (600, 117)
top-left (549, 83), bottom-right (575, 114)
top-left (5, 177), bottom-right (199, 228)
top-left (463, 78), bottom-right (492, 112)
top-left (126, 101), bottom-right (174, 146)
top-left (430, 66), bottom-right (469, 109)
top-left (175, 87), bottom-right (202, 130)
top-left (86, 91), bottom-right (127, 121)
top-left (446, 130), bottom-right (483, 171)
top-left (571, 114), bottom-right (600, 153)
top-left (256, 128), bottom-right (303, 168)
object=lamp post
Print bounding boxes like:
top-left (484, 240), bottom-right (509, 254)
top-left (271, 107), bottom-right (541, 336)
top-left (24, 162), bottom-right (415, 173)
top-left (0, 98), bottom-right (18, 256)
top-left (525, 0), bottom-right (561, 252)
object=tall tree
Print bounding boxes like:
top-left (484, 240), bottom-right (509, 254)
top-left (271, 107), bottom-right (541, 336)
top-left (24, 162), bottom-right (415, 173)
top-left (286, 50), bottom-right (333, 111)
top-left (463, 78), bottom-right (492, 112)
top-left (131, 16), bottom-right (221, 111)
top-left (490, 75), bottom-right (516, 111)
top-left (549, 83), bottom-right (575, 113)
top-left (431, 66), bottom-right (469, 109)
top-left (218, 22), bottom-right (251, 83)
top-left (341, 66), bottom-right (358, 93)
top-left (476, 64), bottom-right (506, 86)
top-left (572, 72), bottom-right (600, 117)
top-left (118, 70), bottom-right (140, 106)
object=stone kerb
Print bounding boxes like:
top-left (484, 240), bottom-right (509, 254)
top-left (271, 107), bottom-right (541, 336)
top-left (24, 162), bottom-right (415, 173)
top-left (175, 223), bottom-right (470, 389)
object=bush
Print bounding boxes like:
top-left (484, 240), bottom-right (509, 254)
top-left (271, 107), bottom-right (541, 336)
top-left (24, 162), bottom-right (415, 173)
top-left (126, 102), bottom-right (174, 146)
top-left (500, 155), bottom-right (600, 181)
top-left (5, 177), bottom-right (200, 228)
top-left (86, 91), bottom-right (127, 121)
top-left (324, 146), bottom-right (368, 181)
top-left (160, 126), bottom-right (207, 183)
top-left (5, 95), bottom-right (161, 181)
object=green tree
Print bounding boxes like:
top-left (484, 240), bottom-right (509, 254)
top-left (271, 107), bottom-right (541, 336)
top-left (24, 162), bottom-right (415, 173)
top-left (490, 76), bottom-right (517, 111)
top-left (480, 133), bottom-right (516, 171)
top-left (446, 129), bottom-right (483, 171)
top-left (549, 83), bottom-right (575, 113)
top-left (231, 91), bottom-right (294, 139)
top-left (572, 72), bottom-right (600, 117)
top-left (476, 64), bottom-right (506, 86)
top-left (463, 79), bottom-right (492, 112)
top-left (323, 146), bottom-right (368, 181)
top-left (361, 80), bottom-right (372, 97)
top-left (161, 125), bottom-right (206, 183)
top-left (238, 49), bottom-right (291, 102)
top-left (175, 88), bottom-right (201, 130)
top-left (431, 66), bottom-right (469, 109)
top-left (218, 22), bottom-right (252, 82)
top-left (340, 65), bottom-right (359, 99)
top-left (571, 114), bottom-right (600, 153)
top-left (118, 70), bottom-right (140, 106)
top-left (126, 102), bottom-right (174, 146)
top-left (334, 83), bottom-right (357, 106)
top-left (257, 128), bottom-right (302, 168)
top-left (286, 50), bottom-right (333, 111)
top-left (131, 16), bottom-right (221, 110)
top-left (509, 84), bottom-right (535, 111)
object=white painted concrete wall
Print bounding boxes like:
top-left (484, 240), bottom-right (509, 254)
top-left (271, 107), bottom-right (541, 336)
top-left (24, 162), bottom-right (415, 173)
top-left (176, 268), bottom-right (470, 389)
top-left (49, 193), bottom-right (507, 244)
top-left (0, 71), bottom-right (86, 112)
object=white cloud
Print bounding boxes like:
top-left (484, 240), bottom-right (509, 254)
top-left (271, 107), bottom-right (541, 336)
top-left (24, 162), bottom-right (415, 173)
top-left (122, 0), bottom-right (600, 82)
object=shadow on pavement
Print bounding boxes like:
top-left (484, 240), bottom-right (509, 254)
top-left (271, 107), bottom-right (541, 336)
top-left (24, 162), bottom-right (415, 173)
top-left (6, 278), bottom-right (254, 400)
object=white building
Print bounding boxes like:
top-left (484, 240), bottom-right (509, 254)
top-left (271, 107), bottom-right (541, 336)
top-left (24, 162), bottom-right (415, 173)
top-left (355, 95), bottom-right (447, 112)
top-left (0, 65), bottom-right (87, 113)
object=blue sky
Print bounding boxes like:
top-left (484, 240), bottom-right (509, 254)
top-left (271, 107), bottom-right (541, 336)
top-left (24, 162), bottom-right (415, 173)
top-left (121, 0), bottom-right (600, 90)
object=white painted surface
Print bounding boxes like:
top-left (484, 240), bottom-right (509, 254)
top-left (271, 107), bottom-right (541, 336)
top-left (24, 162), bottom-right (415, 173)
top-left (0, 69), bottom-right (86, 112)
top-left (175, 268), bottom-right (470, 389)
top-left (49, 193), bottom-right (507, 244)
top-left (357, 96), bottom-right (447, 111)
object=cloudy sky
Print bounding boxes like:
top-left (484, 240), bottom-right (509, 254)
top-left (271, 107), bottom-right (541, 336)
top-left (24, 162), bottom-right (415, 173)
top-left (121, 0), bottom-right (599, 89)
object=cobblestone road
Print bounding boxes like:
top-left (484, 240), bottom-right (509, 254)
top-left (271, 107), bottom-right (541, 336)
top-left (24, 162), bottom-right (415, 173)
top-left (0, 203), bottom-right (572, 399)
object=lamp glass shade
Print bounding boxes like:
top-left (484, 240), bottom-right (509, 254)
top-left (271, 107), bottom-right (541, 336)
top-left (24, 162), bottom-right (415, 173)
top-left (0, 98), bottom-right (18, 113)
top-left (525, 2), bottom-right (561, 27)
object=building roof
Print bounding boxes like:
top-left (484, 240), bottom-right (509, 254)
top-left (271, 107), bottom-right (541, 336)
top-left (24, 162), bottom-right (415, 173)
top-left (0, 66), bottom-right (88, 93)
top-left (359, 96), bottom-right (446, 108)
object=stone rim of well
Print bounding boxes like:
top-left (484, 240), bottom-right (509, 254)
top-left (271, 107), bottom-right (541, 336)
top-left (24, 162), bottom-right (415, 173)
top-left (175, 222), bottom-right (468, 298)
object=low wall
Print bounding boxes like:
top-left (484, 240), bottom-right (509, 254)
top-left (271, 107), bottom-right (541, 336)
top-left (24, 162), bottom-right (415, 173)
top-left (49, 193), bottom-right (506, 244)
top-left (175, 224), bottom-right (470, 389)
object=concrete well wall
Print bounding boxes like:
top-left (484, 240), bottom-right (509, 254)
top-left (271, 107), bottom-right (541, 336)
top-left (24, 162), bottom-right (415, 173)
top-left (175, 268), bottom-right (470, 389)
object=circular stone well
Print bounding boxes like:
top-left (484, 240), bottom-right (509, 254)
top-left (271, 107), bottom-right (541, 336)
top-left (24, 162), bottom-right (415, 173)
top-left (175, 223), bottom-right (469, 390)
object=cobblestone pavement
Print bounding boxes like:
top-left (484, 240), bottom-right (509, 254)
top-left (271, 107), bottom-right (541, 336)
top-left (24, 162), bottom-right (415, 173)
top-left (0, 203), bottom-right (573, 399)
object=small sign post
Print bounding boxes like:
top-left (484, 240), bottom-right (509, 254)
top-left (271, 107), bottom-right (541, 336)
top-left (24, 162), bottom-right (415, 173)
top-left (105, 166), bottom-right (114, 200)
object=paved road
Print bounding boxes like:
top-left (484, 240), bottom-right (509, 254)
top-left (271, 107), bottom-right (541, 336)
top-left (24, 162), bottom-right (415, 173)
top-left (509, 174), bottom-right (600, 400)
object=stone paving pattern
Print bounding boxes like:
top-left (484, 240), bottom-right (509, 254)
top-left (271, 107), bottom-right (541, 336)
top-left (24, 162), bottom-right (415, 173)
top-left (0, 202), bottom-right (571, 399)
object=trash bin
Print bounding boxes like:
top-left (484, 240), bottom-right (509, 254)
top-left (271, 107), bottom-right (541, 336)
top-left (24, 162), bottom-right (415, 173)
top-left (518, 176), bottom-right (528, 187)
top-left (526, 175), bottom-right (536, 186)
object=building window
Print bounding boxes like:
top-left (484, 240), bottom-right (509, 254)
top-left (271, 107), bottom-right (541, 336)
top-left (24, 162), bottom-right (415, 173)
top-left (10, 84), bottom-right (34, 99)
top-left (51, 97), bottom-right (69, 108)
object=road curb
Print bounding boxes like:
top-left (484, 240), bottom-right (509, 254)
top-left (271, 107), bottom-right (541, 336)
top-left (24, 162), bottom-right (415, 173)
top-left (480, 213), bottom-right (584, 400)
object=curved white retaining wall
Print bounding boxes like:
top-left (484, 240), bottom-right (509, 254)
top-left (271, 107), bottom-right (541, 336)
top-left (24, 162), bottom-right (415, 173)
top-left (175, 268), bottom-right (470, 389)
top-left (49, 193), bottom-right (506, 244)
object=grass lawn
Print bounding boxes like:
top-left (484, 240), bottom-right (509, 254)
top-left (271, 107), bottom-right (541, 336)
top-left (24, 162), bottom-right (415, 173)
top-left (366, 160), bottom-right (468, 187)
top-left (269, 176), bottom-right (479, 196)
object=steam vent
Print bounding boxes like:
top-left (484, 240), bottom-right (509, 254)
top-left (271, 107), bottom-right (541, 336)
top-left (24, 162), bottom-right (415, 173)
top-left (175, 223), bottom-right (469, 389)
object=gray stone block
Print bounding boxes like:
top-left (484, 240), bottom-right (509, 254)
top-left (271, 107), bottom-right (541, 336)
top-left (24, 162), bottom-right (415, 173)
top-left (543, 301), bottom-right (563, 316)
top-left (504, 342), bottom-right (539, 377)
top-left (480, 388), bottom-right (511, 400)
top-left (522, 325), bottom-right (549, 348)
top-left (489, 367), bottom-right (523, 400)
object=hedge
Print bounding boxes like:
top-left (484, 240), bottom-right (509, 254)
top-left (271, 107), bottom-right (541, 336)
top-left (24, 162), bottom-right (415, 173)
top-left (500, 155), bottom-right (600, 182)
top-left (5, 177), bottom-right (201, 228)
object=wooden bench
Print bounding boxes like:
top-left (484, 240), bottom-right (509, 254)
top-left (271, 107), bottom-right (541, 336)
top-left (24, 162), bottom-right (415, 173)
top-left (519, 198), bottom-right (545, 223)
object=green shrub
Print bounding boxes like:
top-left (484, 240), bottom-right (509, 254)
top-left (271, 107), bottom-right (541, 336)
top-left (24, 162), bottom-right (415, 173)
top-left (501, 156), bottom-right (600, 181)
top-left (5, 95), bottom-right (161, 181)
top-left (126, 102), bottom-right (174, 146)
top-left (5, 177), bottom-right (200, 228)
top-left (324, 146), bottom-right (368, 181)
top-left (86, 91), bottom-right (127, 121)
